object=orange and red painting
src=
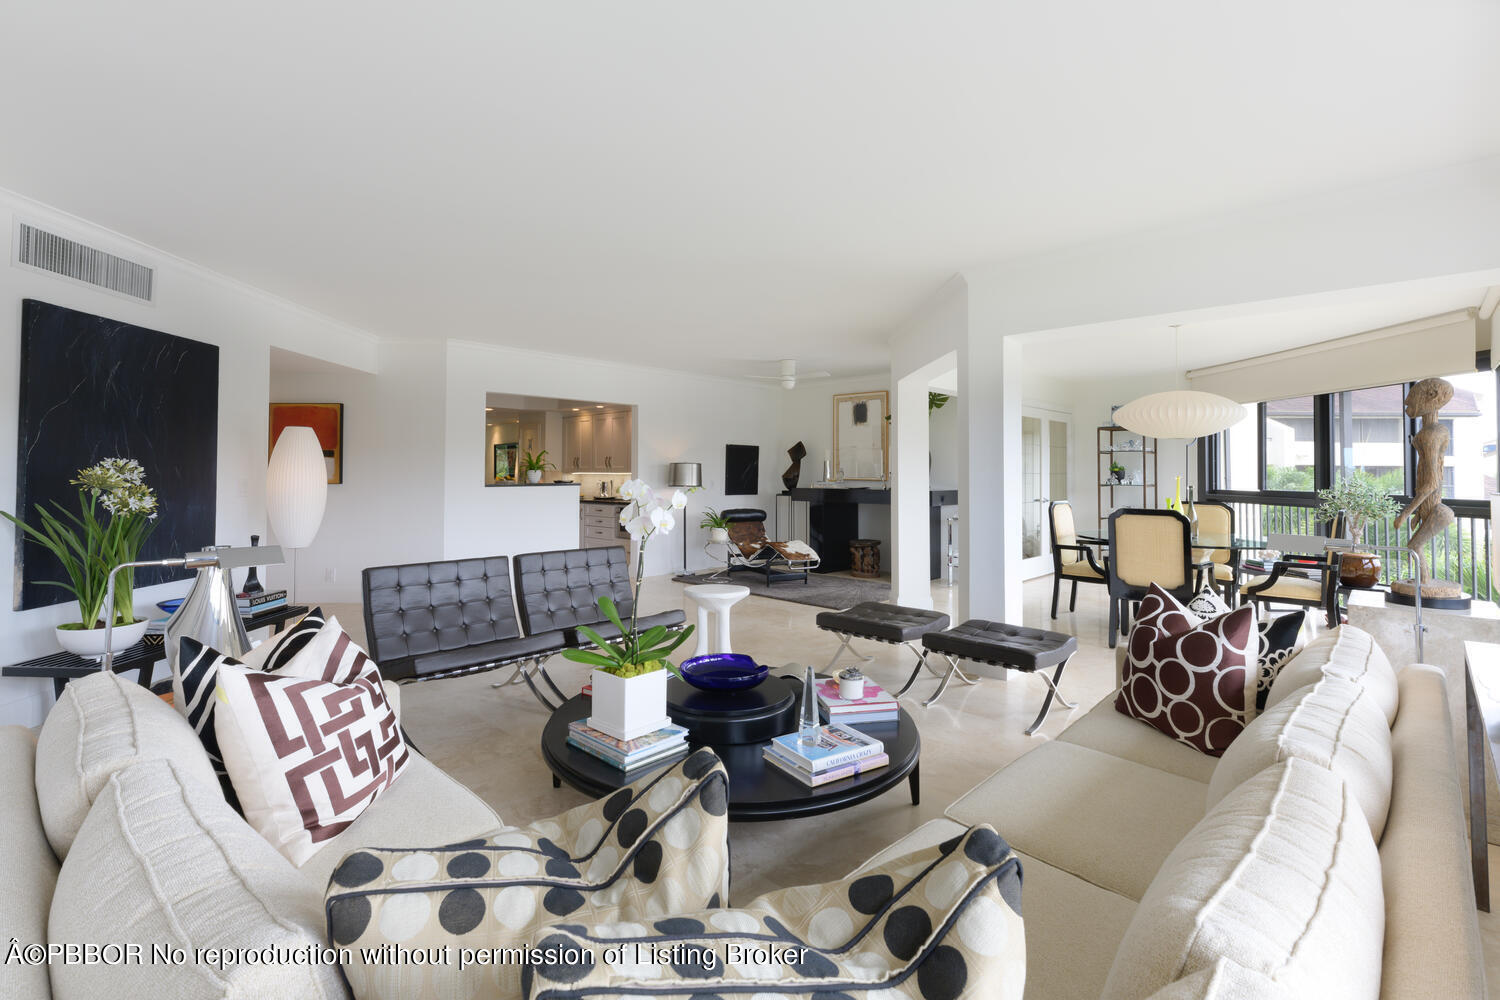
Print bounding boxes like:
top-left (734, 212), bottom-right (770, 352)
top-left (269, 402), bottom-right (343, 484)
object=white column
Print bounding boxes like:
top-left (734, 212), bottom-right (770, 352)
top-left (959, 334), bottom-right (1023, 623)
top-left (891, 373), bottom-right (934, 609)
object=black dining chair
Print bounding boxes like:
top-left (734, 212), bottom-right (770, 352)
top-left (1048, 501), bottom-right (1109, 619)
top-left (1185, 500), bottom-right (1239, 605)
top-left (1106, 507), bottom-right (1194, 648)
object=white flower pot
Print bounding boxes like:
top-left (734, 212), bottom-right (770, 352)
top-left (708, 527), bottom-right (730, 544)
top-left (588, 668), bottom-right (671, 741)
top-left (526, 470), bottom-right (542, 484)
top-left (56, 620), bottom-right (150, 660)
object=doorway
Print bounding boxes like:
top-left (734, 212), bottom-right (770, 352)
top-left (1020, 405), bottom-right (1071, 579)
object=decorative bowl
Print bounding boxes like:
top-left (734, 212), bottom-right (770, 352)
top-left (157, 598), bottom-right (184, 614)
top-left (679, 654), bottom-right (768, 691)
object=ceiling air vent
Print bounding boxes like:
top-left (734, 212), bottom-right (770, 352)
top-left (15, 222), bottom-right (154, 301)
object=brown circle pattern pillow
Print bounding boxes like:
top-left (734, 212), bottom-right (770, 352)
top-left (1115, 583), bottom-right (1256, 756)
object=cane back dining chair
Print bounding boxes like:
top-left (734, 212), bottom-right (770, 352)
top-left (1049, 501), bottom-right (1108, 619)
top-left (1185, 500), bottom-right (1239, 605)
top-left (1107, 507), bottom-right (1194, 648)
top-left (1240, 531), bottom-right (1344, 628)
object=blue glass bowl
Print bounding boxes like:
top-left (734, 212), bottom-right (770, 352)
top-left (157, 598), bottom-right (183, 614)
top-left (679, 654), bottom-right (768, 691)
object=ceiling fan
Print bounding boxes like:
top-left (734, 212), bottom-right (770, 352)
top-left (746, 359), bottom-right (832, 390)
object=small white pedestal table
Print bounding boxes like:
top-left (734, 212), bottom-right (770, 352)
top-left (684, 584), bottom-right (751, 656)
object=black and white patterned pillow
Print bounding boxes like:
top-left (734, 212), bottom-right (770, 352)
top-left (1187, 583), bottom-right (1230, 619)
top-left (327, 749), bottom-right (733, 1000)
top-left (172, 607), bottom-right (326, 796)
top-left (521, 824), bottom-right (1025, 1000)
top-left (1255, 611), bottom-right (1307, 711)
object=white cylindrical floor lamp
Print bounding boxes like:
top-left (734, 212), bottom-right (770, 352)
top-left (267, 426), bottom-right (329, 599)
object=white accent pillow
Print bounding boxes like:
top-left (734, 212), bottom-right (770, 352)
top-left (214, 620), bottom-right (410, 865)
top-left (1208, 674), bottom-right (1393, 838)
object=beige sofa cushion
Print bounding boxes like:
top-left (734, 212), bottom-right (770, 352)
top-left (49, 757), bottom-right (347, 1000)
top-left (1056, 695), bottom-right (1218, 783)
top-left (1379, 664), bottom-right (1487, 999)
top-left (296, 750), bottom-right (505, 888)
top-left (35, 670), bottom-right (219, 859)
top-left (1207, 674), bottom-right (1393, 838)
top-left (946, 740), bottom-right (1207, 901)
top-left (1101, 758), bottom-right (1384, 999)
top-left (1, 726), bottom-right (58, 1000)
top-left (1015, 849), bottom-right (1139, 1000)
top-left (1144, 958), bottom-right (1298, 998)
top-left (1265, 625), bottom-right (1397, 724)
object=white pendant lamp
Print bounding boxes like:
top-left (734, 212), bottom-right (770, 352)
top-left (267, 426), bottom-right (328, 548)
top-left (1111, 390), bottom-right (1247, 440)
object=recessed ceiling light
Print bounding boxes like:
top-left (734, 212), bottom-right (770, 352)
top-left (595, 405), bottom-right (603, 408)
top-left (572, 407), bottom-right (580, 411)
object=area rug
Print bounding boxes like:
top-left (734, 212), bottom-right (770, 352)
top-left (670, 570), bottom-right (889, 609)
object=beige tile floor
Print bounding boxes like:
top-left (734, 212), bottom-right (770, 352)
top-left (328, 572), bottom-right (1500, 992)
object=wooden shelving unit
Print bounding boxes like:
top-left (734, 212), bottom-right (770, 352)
top-left (1097, 426), bottom-right (1158, 533)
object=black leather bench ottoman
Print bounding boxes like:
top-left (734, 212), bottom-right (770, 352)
top-left (922, 620), bottom-right (1078, 732)
top-left (814, 601), bottom-right (951, 695)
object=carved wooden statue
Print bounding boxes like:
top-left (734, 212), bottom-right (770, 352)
top-left (1392, 377), bottom-right (1460, 599)
top-left (782, 441), bottom-right (806, 491)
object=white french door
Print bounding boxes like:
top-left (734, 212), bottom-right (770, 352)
top-left (1020, 405), bottom-right (1072, 579)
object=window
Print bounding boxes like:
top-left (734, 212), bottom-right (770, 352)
top-left (1204, 361), bottom-right (1498, 508)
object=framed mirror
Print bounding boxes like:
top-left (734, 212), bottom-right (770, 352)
top-left (833, 390), bottom-right (889, 481)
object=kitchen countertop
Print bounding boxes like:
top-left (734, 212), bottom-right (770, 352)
top-left (581, 496), bottom-right (629, 505)
top-left (484, 482), bottom-right (581, 487)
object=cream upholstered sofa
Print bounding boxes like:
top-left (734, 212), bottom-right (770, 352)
top-left (1, 671), bottom-right (512, 1000)
top-left (857, 624), bottom-right (1486, 998)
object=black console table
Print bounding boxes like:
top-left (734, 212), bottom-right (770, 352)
top-left (787, 488), bottom-right (958, 578)
top-left (1, 605), bottom-right (310, 698)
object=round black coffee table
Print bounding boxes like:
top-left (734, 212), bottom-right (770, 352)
top-left (540, 673), bottom-right (921, 821)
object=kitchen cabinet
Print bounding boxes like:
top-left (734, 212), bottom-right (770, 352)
top-left (579, 501), bottom-right (627, 550)
top-left (563, 410), bottom-right (632, 472)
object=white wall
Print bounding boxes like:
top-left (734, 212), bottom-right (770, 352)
top-left (0, 189), bottom-right (380, 726)
top-left (443, 341), bottom-right (783, 578)
top-left (268, 341), bottom-right (446, 605)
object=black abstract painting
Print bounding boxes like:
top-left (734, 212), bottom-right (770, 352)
top-left (14, 300), bottom-right (219, 610)
top-left (724, 444), bottom-right (759, 496)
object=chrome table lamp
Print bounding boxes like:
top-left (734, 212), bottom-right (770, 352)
top-left (101, 544), bottom-right (285, 674)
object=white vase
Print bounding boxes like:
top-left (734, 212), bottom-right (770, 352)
top-left (708, 527), bottom-right (730, 544)
top-left (526, 469), bottom-right (542, 483)
top-left (588, 668), bottom-right (671, 741)
top-left (55, 620), bottom-right (150, 660)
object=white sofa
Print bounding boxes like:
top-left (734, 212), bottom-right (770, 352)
top-left (856, 625), bottom-right (1487, 998)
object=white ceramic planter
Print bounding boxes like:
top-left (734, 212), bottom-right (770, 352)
top-left (708, 527), bottom-right (730, 544)
top-left (56, 620), bottom-right (150, 660)
top-left (588, 668), bottom-right (671, 741)
top-left (526, 470), bottom-right (543, 484)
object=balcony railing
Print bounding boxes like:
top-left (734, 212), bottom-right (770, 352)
top-left (1221, 497), bottom-right (1494, 601)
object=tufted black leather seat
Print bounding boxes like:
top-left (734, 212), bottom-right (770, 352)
top-left (922, 620), bottom-right (1077, 672)
top-left (514, 547), bottom-right (685, 648)
top-left (815, 601), bottom-right (950, 643)
top-left (362, 556), bottom-right (567, 682)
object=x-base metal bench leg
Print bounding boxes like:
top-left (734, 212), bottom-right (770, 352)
top-left (822, 631), bottom-right (876, 673)
top-left (1023, 657), bottom-right (1077, 736)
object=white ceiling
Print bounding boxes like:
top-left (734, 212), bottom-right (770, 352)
top-left (5, 2), bottom-right (1499, 378)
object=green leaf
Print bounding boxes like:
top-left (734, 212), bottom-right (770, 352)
top-left (561, 648), bottom-right (620, 668)
top-left (597, 596), bottom-right (628, 636)
top-left (574, 625), bottom-right (624, 659)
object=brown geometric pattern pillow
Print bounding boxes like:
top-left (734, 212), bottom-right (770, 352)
top-left (1116, 583), bottom-right (1256, 756)
top-left (214, 631), bottom-right (409, 866)
top-left (327, 748), bottom-right (732, 1000)
top-left (520, 824), bottom-right (1024, 1000)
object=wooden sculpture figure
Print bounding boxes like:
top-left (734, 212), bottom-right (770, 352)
top-left (1392, 377), bottom-right (1460, 598)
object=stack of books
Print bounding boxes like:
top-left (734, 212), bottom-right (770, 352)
top-left (238, 589), bottom-right (287, 616)
top-left (816, 678), bottom-right (899, 725)
top-left (567, 720), bottom-right (689, 773)
top-left (763, 723), bottom-right (888, 786)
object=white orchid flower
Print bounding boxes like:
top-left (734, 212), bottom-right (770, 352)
top-left (638, 485), bottom-right (656, 508)
top-left (669, 490), bottom-right (687, 510)
top-left (625, 515), bottom-right (651, 538)
top-left (649, 505), bottom-right (675, 534)
top-left (619, 506), bottom-right (633, 526)
top-left (619, 479), bottom-right (645, 501)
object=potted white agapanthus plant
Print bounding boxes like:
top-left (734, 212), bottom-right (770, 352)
top-left (2, 458), bottom-right (159, 657)
top-left (563, 478), bottom-right (696, 740)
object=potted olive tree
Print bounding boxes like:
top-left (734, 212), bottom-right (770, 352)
top-left (1315, 471), bottom-right (1400, 588)
top-left (563, 479), bottom-right (695, 740)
